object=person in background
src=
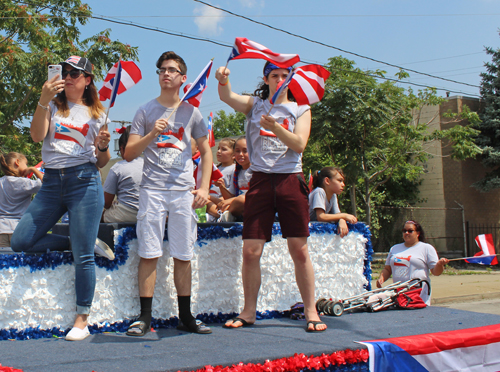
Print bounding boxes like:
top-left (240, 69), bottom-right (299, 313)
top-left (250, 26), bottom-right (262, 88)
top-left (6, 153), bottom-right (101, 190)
top-left (216, 137), bottom-right (251, 222)
top-left (309, 166), bottom-right (357, 237)
top-left (10, 55), bottom-right (115, 341)
top-left (0, 152), bottom-right (43, 248)
top-left (376, 220), bottom-right (449, 305)
top-left (215, 61), bottom-right (326, 332)
top-left (102, 126), bottom-right (143, 223)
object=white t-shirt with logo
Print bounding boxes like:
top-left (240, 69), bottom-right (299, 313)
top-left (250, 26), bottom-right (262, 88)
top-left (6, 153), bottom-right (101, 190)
top-left (42, 102), bottom-right (109, 168)
top-left (246, 97), bottom-right (310, 174)
top-left (385, 241), bottom-right (439, 305)
top-left (131, 99), bottom-right (208, 190)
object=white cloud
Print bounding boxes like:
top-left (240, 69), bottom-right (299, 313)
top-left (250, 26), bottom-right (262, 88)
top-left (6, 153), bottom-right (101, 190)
top-left (193, 5), bottom-right (224, 36)
top-left (237, 0), bottom-right (264, 8)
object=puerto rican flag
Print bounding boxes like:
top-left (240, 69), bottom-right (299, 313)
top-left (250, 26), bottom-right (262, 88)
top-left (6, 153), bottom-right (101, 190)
top-left (260, 118), bottom-right (289, 137)
top-left (54, 122), bottom-right (89, 147)
top-left (207, 112), bottom-right (215, 148)
top-left (227, 37), bottom-right (300, 68)
top-left (269, 71), bottom-right (295, 105)
top-left (194, 160), bottom-right (224, 190)
top-left (358, 324), bottom-right (500, 372)
top-left (465, 234), bottom-right (498, 265)
top-left (99, 61), bottom-right (142, 107)
top-left (394, 256), bottom-right (411, 267)
top-left (288, 64), bottom-right (330, 105)
top-left (181, 59), bottom-right (212, 107)
top-left (157, 127), bottom-right (186, 151)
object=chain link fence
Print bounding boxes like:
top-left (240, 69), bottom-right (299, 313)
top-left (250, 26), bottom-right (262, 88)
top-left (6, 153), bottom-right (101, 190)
top-left (371, 206), bottom-right (466, 256)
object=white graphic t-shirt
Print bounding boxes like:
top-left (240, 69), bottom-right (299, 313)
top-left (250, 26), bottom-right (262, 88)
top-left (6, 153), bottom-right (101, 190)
top-left (41, 102), bottom-right (109, 168)
top-left (385, 241), bottom-right (439, 305)
top-left (131, 99), bottom-right (208, 190)
top-left (246, 97), bottom-right (309, 174)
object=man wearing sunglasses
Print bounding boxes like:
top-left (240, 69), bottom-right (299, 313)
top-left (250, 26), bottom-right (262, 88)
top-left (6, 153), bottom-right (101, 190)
top-left (124, 51), bottom-right (213, 337)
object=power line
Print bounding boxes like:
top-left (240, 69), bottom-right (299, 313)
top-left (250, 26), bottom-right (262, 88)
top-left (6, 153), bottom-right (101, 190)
top-left (192, 0), bottom-right (481, 89)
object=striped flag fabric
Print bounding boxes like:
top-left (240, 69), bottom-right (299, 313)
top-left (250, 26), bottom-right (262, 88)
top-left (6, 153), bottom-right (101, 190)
top-left (181, 59), bottom-right (213, 107)
top-left (99, 61), bottom-right (142, 107)
top-left (358, 324), bottom-right (500, 372)
top-left (288, 64), bottom-right (330, 105)
top-left (465, 234), bottom-right (498, 265)
top-left (54, 123), bottom-right (89, 147)
top-left (227, 37), bottom-right (300, 68)
top-left (207, 112), bottom-right (215, 147)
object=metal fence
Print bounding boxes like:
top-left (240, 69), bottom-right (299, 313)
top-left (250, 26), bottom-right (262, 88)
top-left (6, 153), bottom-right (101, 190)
top-left (466, 222), bottom-right (500, 257)
top-left (371, 206), bottom-right (466, 256)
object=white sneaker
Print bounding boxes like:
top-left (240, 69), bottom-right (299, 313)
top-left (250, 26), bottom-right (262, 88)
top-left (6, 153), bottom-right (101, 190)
top-left (66, 326), bottom-right (90, 341)
top-left (94, 238), bottom-right (115, 260)
top-left (218, 211), bottom-right (236, 222)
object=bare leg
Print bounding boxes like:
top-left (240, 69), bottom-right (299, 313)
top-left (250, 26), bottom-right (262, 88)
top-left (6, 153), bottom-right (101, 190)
top-left (173, 258), bottom-right (191, 296)
top-left (288, 237), bottom-right (327, 332)
top-left (225, 239), bottom-right (265, 327)
top-left (139, 257), bottom-right (158, 297)
top-left (73, 314), bottom-right (88, 329)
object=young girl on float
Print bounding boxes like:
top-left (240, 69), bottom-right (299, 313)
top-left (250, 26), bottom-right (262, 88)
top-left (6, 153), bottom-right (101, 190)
top-left (216, 136), bottom-right (251, 222)
top-left (205, 137), bottom-right (236, 220)
top-left (309, 167), bottom-right (357, 237)
top-left (0, 153), bottom-right (44, 248)
top-left (215, 62), bottom-right (326, 332)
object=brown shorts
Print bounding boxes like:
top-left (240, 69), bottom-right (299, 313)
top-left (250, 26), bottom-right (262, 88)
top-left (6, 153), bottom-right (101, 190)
top-left (242, 172), bottom-right (310, 242)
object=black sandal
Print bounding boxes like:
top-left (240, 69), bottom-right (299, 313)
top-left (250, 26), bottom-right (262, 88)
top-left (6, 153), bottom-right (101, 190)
top-left (177, 319), bottom-right (212, 334)
top-left (306, 320), bottom-right (327, 333)
top-left (223, 317), bottom-right (252, 328)
top-left (126, 320), bottom-right (150, 337)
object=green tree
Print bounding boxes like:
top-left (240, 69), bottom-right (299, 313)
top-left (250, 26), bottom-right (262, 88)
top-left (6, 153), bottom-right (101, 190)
top-left (212, 109), bottom-right (245, 139)
top-left (473, 31), bottom-right (500, 191)
top-left (0, 0), bottom-right (139, 163)
top-left (306, 56), bottom-right (480, 225)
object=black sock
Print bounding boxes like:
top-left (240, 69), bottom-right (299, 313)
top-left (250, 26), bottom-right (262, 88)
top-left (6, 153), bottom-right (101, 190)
top-left (138, 297), bottom-right (153, 327)
top-left (178, 296), bottom-right (195, 325)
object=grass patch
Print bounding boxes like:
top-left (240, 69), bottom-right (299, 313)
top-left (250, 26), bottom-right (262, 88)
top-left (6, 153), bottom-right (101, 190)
top-left (370, 259), bottom-right (496, 276)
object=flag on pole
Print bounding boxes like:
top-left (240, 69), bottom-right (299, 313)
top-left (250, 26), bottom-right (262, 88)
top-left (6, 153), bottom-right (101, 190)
top-left (465, 234), bottom-right (498, 265)
top-left (287, 64), bottom-right (331, 105)
top-left (181, 59), bottom-right (213, 107)
top-left (358, 324), bottom-right (500, 372)
top-left (207, 112), bottom-right (215, 148)
top-left (308, 169), bottom-right (313, 191)
top-left (99, 61), bottom-right (142, 107)
top-left (194, 160), bottom-right (224, 190)
top-left (227, 37), bottom-right (300, 68)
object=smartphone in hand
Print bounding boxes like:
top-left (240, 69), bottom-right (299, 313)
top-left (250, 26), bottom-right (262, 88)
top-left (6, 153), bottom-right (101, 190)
top-left (48, 65), bottom-right (62, 81)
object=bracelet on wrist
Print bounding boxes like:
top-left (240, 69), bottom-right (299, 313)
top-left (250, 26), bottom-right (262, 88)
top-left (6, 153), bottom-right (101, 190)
top-left (219, 79), bottom-right (229, 86)
top-left (37, 102), bottom-right (49, 111)
top-left (98, 145), bottom-right (109, 152)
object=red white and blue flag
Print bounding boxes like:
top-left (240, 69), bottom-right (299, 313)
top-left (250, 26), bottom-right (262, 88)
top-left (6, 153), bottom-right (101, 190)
top-left (227, 37), bottom-right (300, 68)
top-left (465, 234), bottom-right (498, 265)
top-left (194, 161), bottom-right (224, 190)
top-left (358, 324), bottom-right (500, 371)
top-left (260, 118), bottom-right (289, 137)
top-left (394, 256), bottom-right (411, 267)
top-left (288, 64), bottom-right (330, 105)
top-left (99, 61), bottom-right (142, 107)
top-left (54, 122), bottom-right (89, 147)
top-left (207, 112), bottom-right (215, 148)
top-left (181, 60), bottom-right (213, 107)
top-left (270, 72), bottom-right (295, 105)
top-left (157, 127), bottom-right (186, 151)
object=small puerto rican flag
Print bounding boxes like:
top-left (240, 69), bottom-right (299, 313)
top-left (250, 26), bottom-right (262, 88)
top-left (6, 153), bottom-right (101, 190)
top-left (465, 234), bottom-right (498, 265)
top-left (394, 256), bottom-right (411, 267)
top-left (54, 122), bottom-right (89, 147)
top-left (260, 118), bottom-right (289, 137)
top-left (157, 127), bottom-right (186, 151)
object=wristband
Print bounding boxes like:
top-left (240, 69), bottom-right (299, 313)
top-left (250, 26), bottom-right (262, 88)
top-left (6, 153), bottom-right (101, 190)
top-left (219, 79), bottom-right (229, 86)
top-left (37, 102), bottom-right (49, 111)
top-left (98, 145), bottom-right (109, 152)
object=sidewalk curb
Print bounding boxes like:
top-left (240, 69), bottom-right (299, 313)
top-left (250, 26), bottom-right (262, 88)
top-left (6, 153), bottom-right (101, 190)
top-left (432, 291), bottom-right (500, 305)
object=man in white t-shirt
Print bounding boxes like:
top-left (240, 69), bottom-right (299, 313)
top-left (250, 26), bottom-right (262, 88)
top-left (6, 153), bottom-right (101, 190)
top-left (124, 51), bottom-right (212, 336)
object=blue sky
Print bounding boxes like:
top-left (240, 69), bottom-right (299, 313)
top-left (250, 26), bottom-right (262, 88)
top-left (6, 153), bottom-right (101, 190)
top-left (77, 0), bottom-right (500, 152)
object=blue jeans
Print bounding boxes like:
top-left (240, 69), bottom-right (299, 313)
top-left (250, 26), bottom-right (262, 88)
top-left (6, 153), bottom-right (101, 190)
top-left (11, 163), bottom-right (104, 315)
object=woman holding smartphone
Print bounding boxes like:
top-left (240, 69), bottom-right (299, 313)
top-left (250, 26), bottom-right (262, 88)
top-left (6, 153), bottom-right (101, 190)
top-left (11, 55), bottom-right (114, 341)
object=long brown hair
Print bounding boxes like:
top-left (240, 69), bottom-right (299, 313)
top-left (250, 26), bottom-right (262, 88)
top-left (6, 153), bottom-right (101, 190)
top-left (0, 152), bottom-right (26, 177)
top-left (53, 76), bottom-right (105, 120)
